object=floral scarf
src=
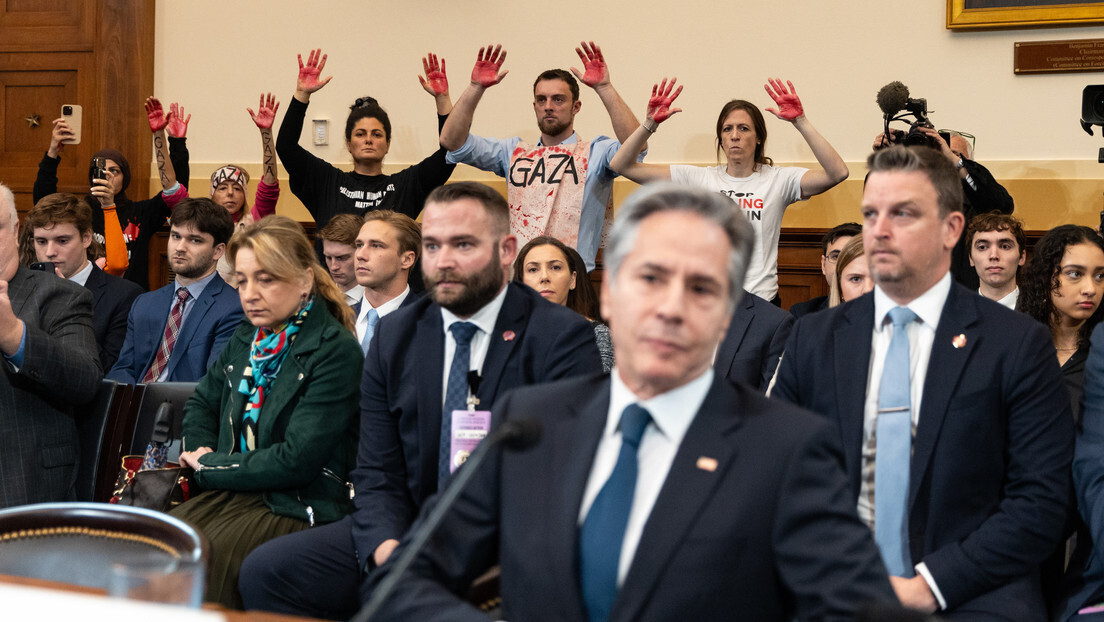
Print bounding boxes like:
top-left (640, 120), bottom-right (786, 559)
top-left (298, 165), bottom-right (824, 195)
top-left (238, 297), bottom-right (312, 452)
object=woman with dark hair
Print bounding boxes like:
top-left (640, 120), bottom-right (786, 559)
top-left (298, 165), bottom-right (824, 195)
top-left (610, 78), bottom-right (848, 305)
top-left (829, 235), bottom-right (873, 307)
top-left (513, 235), bottom-right (612, 371)
top-left (276, 48), bottom-right (455, 235)
top-left (171, 215), bottom-right (361, 609)
top-left (1019, 224), bottom-right (1104, 421)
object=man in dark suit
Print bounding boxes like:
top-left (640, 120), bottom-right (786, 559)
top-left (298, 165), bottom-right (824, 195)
top-left (789, 222), bottom-right (861, 318)
top-left (239, 182), bottom-right (602, 619)
top-left (0, 184), bottom-right (101, 507)
top-left (772, 146), bottom-right (1073, 618)
top-left (350, 210), bottom-right (421, 355)
top-left (715, 290), bottom-right (793, 391)
top-left (364, 183), bottom-right (896, 621)
top-left (26, 193), bottom-right (142, 371)
top-left (108, 198), bottom-right (242, 384)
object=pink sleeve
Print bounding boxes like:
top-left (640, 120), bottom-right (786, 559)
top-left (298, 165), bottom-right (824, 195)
top-left (163, 182), bottom-right (190, 209)
top-left (251, 179), bottom-right (280, 221)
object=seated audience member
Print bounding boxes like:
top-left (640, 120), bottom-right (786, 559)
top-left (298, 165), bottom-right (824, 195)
top-left (773, 146), bottom-right (1073, 618)
top-left (163, 94), bottom-right (282, 287)
top-left (352, 210), bottom-right (420, 354)
top-left (34, 97), bottom-right (191, 290)
top-left (365, 183), bottom-right (896, 621)
top-left (716, 290), bottom-right (793, 391)
top-left (440, 42), bottom-right (641, 271)
top-left (0, 183), bottom-right (100, 507)
top-left (108, 198), bottom-right (243, 384)
top-left (874, 128), bottom-right (1013, 290)
top-left (27, 193), bottom-right (142, 370)
top-left (609, 77), bottom-right (849, 304)
top-left (514, 235), bottom-right (612, 371)
top-left (239, 182), bottom-right (603, 619)
top-left (790, 222), bottom-right (861, 317)
top-left (172, 215), bottom-right (361, 609)
top-left (1018, 224), bottom-right (1104, 422)
top-left (829, 235), bottom-right (873, 307)
top-left (967, 211), bottom-right (1025, 309)
top-left (318, 213), bottom-right (365, 306)
top-left (277, 48), bottom-right (454, 275)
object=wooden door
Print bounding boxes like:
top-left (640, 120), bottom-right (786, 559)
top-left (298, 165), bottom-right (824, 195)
top-left (0, 0), bottom-right (154, 217)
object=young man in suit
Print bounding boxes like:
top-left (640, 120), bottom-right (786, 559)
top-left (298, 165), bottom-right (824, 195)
top-left (108, 197), bottom-right (242, 384)
top-left (239, 181), bottom-right (603, 619)
top-left (789, 221), bottom-right (861, 318)
top-left (772, 146), bottom-right (1073, 618)
top-left (0, 183), bottom-right (101, 507)
top-left (318, 213), bottom-right (364, 307)
top-left (351, 210), bottom-right (419, 355)
top-left (27, 193), bottom-right (142, 371)
top-left (365, 183), bottom-right (897, 621)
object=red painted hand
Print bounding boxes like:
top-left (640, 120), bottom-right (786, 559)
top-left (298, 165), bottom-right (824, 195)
top-left (571, 41), bottom-right (608, 88)
top-left (297, 48), bottom-right (333, 94)
top-left (647, 77), bottom-right (683, 124)
top-left (167, 102), bottom-right (190, 138)
top-left (247, 92), bottom-right (280, 129)
top-left (145, 97), bottom-right (170, 133)
top-left (470, 44), bottom-right (508, 88)
top-left (418, 53), bottom-right (449, 96)
top-left (764, 78), bottom-right (804, 121)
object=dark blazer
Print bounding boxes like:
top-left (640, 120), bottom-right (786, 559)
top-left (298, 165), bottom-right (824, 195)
top-left (789, 294), bottom-right (828, 319)
top-left (107, 273), bottom-right (243, 384)
top-left (772, 282), bottom-right (1074, 618)
top-left (84, 263), bottom-right (142, 372)
top-left (352, 281), bottom-right (602, 569)
top-left (715, 290), bottom-right (793, 391)
top-left (369, 374), bottom-right (899, 621)
top-left (0, 267), bottom-right (101, 507)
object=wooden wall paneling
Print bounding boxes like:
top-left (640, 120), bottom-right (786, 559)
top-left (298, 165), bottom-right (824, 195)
top-left (0, 2), bottom-right (94, 52)
top-left (777, 228), bottom-right (829, 310)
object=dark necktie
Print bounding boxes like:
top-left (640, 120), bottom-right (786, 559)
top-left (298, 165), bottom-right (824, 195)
top-left (579, 403), bottom-right (652, 622)
top-left (439, 321), bottom-right (479, 488)
top-left (143, 288), bottom-right (191, 383)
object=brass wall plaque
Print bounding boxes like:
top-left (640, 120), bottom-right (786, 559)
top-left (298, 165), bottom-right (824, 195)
top-left (1015, 39), bottom-right (1104, 74)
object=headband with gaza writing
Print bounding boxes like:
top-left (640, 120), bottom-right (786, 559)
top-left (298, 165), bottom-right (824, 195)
top-left (210, 165), bottom-right (250, 194)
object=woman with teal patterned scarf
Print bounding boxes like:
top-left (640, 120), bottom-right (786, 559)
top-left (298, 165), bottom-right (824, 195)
top-left (171, 215), bottom-right (361, 609)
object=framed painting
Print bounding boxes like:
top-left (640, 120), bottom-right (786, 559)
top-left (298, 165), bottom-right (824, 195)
top-left (948, 0), bottom-right (1104, 30)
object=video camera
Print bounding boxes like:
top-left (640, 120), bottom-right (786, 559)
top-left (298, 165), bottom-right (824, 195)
top-left (875, 81), bottom-right (950, 150)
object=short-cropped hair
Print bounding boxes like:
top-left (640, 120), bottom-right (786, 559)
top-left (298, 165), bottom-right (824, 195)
top-left (363, 210), bottom-right (421, 261)
top-left (967, 211), bottom-right (1026, 253)
top-left (425, 182), bottom-right (510, 238)
top-left (605, 183), bottom-right (754, 310)
top-left (821, 222), bottom-right (862, 255)
top-left (866, 145), bottom-right (964, 218)
top-left (533, 69), bottom-right (580, 102)
top-left (28, 193), bottom-right (92, 235)
top-left (318, 213), bottom-right (364, 247)
top-left (170, 197), bottom-right (235, 247)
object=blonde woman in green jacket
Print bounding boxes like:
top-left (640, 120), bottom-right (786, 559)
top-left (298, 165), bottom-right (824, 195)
top-left (172, 215), bottom-right (361, 610)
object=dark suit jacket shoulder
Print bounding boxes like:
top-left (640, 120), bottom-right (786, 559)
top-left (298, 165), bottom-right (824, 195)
top-left (370, 373), bottom-right (897, 621)
top-left (789, 294), bottom-right (828, 319)
top-left (715, 291), bottom-right (793, 390)
top-left (773, 283), bottom-right (1073, 616)
top-left (351, 282), bottom-right (602, 567)
top-left (0, 267), bottom-right (100, 507)
top-left (107, 272), bottom-right (244, 384)
top-left (84, 264), bottom-right (143, 372)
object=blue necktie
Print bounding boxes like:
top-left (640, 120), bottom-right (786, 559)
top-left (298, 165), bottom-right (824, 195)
top-left (875, 306), bottom-right (918, 577)
top-left (360, 308), bottom-right (379, 356)
top-left (439, 321), bottom-right (479, 488)
top-left (579, 404), bottom-right (652, 622)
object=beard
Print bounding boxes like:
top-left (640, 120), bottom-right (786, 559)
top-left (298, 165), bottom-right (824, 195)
top-left (426, 247), bottom-right (505, 317)
top-left (538, 116), bottom-right (571, 137)
top-left (172, 250), bottom-right (216, 280)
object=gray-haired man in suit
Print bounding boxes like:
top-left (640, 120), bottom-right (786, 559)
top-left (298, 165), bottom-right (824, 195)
top-left (0, 182), bottom-right (101, 507)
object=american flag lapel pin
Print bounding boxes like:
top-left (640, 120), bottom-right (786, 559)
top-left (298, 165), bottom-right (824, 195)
top-left (503, 330), bottom-right (516, 342)
top-left (696, 456), bottom-right (718, 472)
top-left (952, 334), bottom-right (967, 349)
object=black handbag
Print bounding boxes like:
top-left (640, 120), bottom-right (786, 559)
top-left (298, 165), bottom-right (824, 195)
top-left (109, 454), bottom-right (196, 512)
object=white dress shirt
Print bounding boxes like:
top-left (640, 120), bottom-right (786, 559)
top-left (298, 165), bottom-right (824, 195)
top-left (69, 260), bottom-right (93, 286)
top-left (859, 271), bottom-right (952, 608)
top-left (992, 287), bottom-right (1019, 310)
top-left (344, 284), bottom-right (366, 307)
top-left (578, 367), bottom-right (714, 586)
top-left (355, 286), bottom-right (410, 342)
top-left (439, 285), bottom-right (509, 407)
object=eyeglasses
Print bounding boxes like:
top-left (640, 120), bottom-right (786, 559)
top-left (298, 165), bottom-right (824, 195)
top-left (825, 250), bottom-right (843, 264)
top-left (352, 96), bottom-right (379, 109)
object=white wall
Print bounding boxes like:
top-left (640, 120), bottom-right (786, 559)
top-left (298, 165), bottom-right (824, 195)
top-left (154, 0), bottom-right (1104, 223)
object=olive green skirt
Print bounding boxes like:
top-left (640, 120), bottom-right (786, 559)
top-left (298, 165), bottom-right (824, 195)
top-left (168, 489), bottom-right (307, 610)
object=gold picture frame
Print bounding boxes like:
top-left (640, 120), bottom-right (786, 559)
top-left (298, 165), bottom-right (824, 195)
top-left (948, 0), bottom-right (1104, 30)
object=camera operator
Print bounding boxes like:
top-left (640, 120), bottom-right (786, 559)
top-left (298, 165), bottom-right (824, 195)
top-left (873, 127), bottom-right (1014, 290)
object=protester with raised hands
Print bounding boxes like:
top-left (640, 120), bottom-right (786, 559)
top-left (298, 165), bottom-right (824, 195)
top-left (611, 77), bottom-right (848, 305)
top-left (276, 48), bottom-right (455, 278)
top-left (32, 96), bottom-right (190, 290)
top-left (439, 41), bottom-right (641, 271)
